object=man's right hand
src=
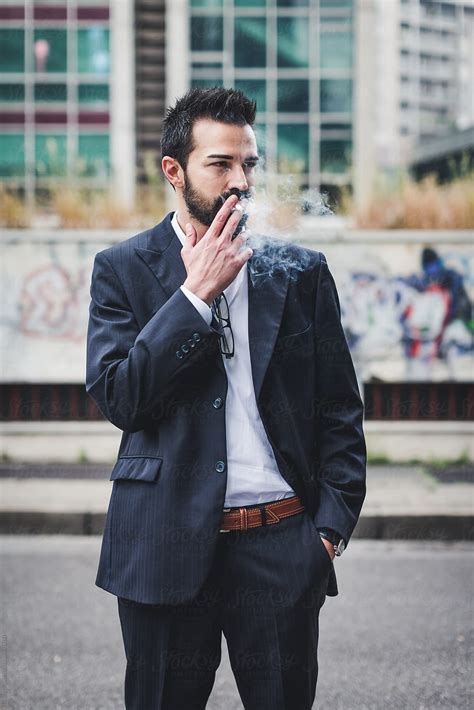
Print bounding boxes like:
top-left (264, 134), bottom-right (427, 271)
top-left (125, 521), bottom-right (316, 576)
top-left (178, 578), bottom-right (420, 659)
top-left (181, 195), bottom-right (253, 306)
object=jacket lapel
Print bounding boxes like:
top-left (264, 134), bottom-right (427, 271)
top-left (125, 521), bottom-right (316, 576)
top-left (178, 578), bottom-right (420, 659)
top-left (134, 213), bottom-right (187, 296)
top-left (134, 213), bottom-right (290, 400)
top-left (247, 258), bottom-right (289, 400)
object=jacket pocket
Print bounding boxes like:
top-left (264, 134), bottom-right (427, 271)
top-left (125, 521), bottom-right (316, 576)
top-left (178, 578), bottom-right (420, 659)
top-left (110, 455), bottom-right (163, 482)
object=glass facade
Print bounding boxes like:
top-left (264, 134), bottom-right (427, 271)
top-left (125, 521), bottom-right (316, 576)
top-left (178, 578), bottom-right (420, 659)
top-left (235, 18), bottom-right (267, 67)
top-left (0, 2), bottom-right (111, 197)
top-left (277, 18), bottom-right (309, 68)
top-left (189, 0), bottom-right (354, 192)
top-left (0, 29), bottom-right (25, 72)
top-left (0, 133), bottom-right (24, 177)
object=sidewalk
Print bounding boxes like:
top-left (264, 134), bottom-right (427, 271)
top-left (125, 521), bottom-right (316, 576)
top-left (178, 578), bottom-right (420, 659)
top-left (0, 464), bottom-right (472, 539)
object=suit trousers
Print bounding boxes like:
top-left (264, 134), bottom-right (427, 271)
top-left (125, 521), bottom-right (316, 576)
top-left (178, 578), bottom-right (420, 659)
top-left (116, 507), bottom-right (333, 710)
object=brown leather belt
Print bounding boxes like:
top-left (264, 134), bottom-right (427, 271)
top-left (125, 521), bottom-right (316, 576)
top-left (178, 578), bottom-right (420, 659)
top-left (219, 495), bottom-right (305, 532)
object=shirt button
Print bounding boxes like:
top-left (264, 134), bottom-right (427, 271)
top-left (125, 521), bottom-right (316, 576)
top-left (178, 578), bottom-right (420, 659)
top-left (215, 460), bottom-right (226, 473)
top-left (212, 397), bottom-right (223, 409)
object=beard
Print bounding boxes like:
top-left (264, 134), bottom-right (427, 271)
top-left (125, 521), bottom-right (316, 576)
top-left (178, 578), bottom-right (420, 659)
top-left (182, 171), bottom-right (252, 228)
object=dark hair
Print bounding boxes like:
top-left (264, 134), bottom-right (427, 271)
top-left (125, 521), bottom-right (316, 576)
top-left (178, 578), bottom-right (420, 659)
top-left (160, 87), bottom-right (257, 171)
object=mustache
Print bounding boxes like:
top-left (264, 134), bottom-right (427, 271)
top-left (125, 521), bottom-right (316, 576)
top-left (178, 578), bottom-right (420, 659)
top-left (217, 188), bottom-right (253, 206)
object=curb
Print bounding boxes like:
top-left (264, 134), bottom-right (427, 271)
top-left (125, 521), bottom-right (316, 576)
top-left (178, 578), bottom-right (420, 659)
top-left (1, 512), bottom-right (473, 540)
top-left (354, 515), bottom-right (473, 542)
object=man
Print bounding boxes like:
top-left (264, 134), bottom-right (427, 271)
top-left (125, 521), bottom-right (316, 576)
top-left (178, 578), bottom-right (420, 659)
top-left (86, 87), bottom-right (366, 709)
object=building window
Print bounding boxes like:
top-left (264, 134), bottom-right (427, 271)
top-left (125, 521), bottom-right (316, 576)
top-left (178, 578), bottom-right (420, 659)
top-left (191, 78), bottom-right (224, 89)
top-left (0, 134), bottom-right (24, 177)
top-left (33, 29), bottom-right (67, 73)
top-left (278, 124), bottom-right (309, 174)
top-left (0, 4), bottom-right (112, 199)
top-left (277, 79), bottom-right (309, 112)
top-left (235, 79), bottom-right (266, 112)
top-left (189, 0), bottom-right (354, 192)
top-left (320, 79), bottom-right (352, 113)
top-left (0, 29), bottom-right (25, 72)
top-left (235, 18), bottom-right (267, 67)
top-left (77, 28), bottom-right (110, 74)
top-left (78, 84), bottom-right (109, 104)
top-left (320, 139), bottom-right (352, 174)
top-left (35, 134), bottom-right (67, 177)
top-left (320, 0), bottom-right (352, 6)
top-left (277, 18), bottom-right (309, 68)
top-left (191, 16), bottom-right (224, 52)
top-left (0, 84), bottom-right (25, 102)
top-left (320, 32), bottom-right (353, 69)
top-left (34, 83), bottom-right (67, 102)
top-left (191, 0), bottom-right (224, 6)
top-left (78, 134), bottom-right (110, 177)
top-left (277, 1), bottom-right (310, 7)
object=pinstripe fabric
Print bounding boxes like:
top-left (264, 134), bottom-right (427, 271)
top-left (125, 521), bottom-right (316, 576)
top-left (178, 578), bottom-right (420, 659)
top-left (117, 509), bottom-right (331, 710)
top-left (86, 213), bottom-right (366, 608)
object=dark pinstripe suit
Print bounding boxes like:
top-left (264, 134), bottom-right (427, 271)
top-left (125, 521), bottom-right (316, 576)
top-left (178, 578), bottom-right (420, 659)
top-left (86, 213), bottom-right (366, 708)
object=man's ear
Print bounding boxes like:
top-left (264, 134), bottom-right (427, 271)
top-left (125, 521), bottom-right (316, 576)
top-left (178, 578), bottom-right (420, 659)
top-left (162, 156), bottom-right (185, 190)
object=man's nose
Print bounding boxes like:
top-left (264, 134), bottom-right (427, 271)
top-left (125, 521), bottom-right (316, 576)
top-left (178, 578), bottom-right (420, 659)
top-left (228, 165), bottom-right (249, 192)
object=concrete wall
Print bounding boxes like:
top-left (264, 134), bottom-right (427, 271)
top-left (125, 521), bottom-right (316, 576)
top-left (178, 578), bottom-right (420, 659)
top-left (1, 224), bottom-right (472, 463)
top-left (297, 225), bottom-right (473, 383)
top-left (1, 226), bottom-right (472, 384)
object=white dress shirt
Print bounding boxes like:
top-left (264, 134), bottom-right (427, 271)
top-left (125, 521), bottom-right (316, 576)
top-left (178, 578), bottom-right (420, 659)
top-left (172, 212), bottom-right (296, 507)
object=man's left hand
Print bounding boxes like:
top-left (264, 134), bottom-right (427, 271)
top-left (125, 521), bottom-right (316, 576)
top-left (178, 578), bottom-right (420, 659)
top-left (321, 536), bottom-right (336, 561)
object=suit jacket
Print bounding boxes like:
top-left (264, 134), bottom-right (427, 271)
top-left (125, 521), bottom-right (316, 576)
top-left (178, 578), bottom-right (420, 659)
top-left (86, 212), bottom-right (367, 605)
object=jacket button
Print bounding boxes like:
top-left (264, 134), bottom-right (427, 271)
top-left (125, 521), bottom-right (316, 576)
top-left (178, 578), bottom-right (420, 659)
top-left (188, 338), bottom-right (196, 348)
top-left (176, 350), bottom-right (184, 359)
top-left (193, 332), bottom-right (201, 342)
top-left (215, 460), bottom-right (226, 473)
top-left (212, 397), bottom-right (223, 409)
top-left (182, 343), bottom-right (190, 354)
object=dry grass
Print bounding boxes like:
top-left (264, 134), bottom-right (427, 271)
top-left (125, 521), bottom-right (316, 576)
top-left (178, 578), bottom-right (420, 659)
top-left (51, 187), bottom-right (145, 229)
top-left (0, 182), bottom-right (167, 230)
top-left (0, 187), bottom-right (32, 228)
top-left (2, 169), bottom-right (472, 231)
top-left (51, 187), bottom-right (92, 228)
top-left (350, 173), bottom-right (474, 229)
top-left (1, 148), bottom-right (169, 229)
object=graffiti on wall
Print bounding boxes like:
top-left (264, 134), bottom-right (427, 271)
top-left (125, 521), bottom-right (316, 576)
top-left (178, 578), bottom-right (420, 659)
top-left (20, 263), bottom-right (90, 342)
top-left (1, 238), bottom-right (473, 382)
top-left (0, 240), bottom-right (97, 382)
top-left (338, 247), bottom-right (473, 382)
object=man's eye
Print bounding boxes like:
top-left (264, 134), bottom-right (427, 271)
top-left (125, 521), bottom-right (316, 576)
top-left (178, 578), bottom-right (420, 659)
top-left (244, 163), bottom-right (257, 169)
top-left (212, 162), bottom-right (228, 167)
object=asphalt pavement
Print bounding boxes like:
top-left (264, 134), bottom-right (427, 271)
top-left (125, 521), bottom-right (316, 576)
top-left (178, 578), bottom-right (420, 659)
top-left (1, 536), bottom-right (472, 709)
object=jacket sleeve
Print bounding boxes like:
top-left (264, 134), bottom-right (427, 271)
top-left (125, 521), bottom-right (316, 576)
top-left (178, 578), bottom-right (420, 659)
top-left (85, 250), bottom-right (221, 432)
top-left (312, 253), bottom-right (367, 547)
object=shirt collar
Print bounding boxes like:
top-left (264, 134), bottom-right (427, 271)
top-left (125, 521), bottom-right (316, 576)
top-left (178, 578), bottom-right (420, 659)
top-left (171, 211), bottom-right (186, 247)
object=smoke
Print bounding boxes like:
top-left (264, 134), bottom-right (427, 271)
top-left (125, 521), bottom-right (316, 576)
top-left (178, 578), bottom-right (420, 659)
top-left (239, 171), bottom-right (334, 287)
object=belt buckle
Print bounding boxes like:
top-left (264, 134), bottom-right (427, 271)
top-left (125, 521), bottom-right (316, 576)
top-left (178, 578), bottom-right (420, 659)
top-left (220, 507), bottom-right (232, 533)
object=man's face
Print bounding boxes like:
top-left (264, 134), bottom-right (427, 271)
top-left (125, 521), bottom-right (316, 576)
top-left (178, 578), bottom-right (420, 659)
top-left (181, 118), bottom-right (259, 227)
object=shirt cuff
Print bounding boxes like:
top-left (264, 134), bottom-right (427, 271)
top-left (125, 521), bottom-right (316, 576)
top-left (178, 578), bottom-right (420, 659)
top-left (317, 527), bottom-right (346, 545)
top-left (180, 285), bottom-right (212, 326)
